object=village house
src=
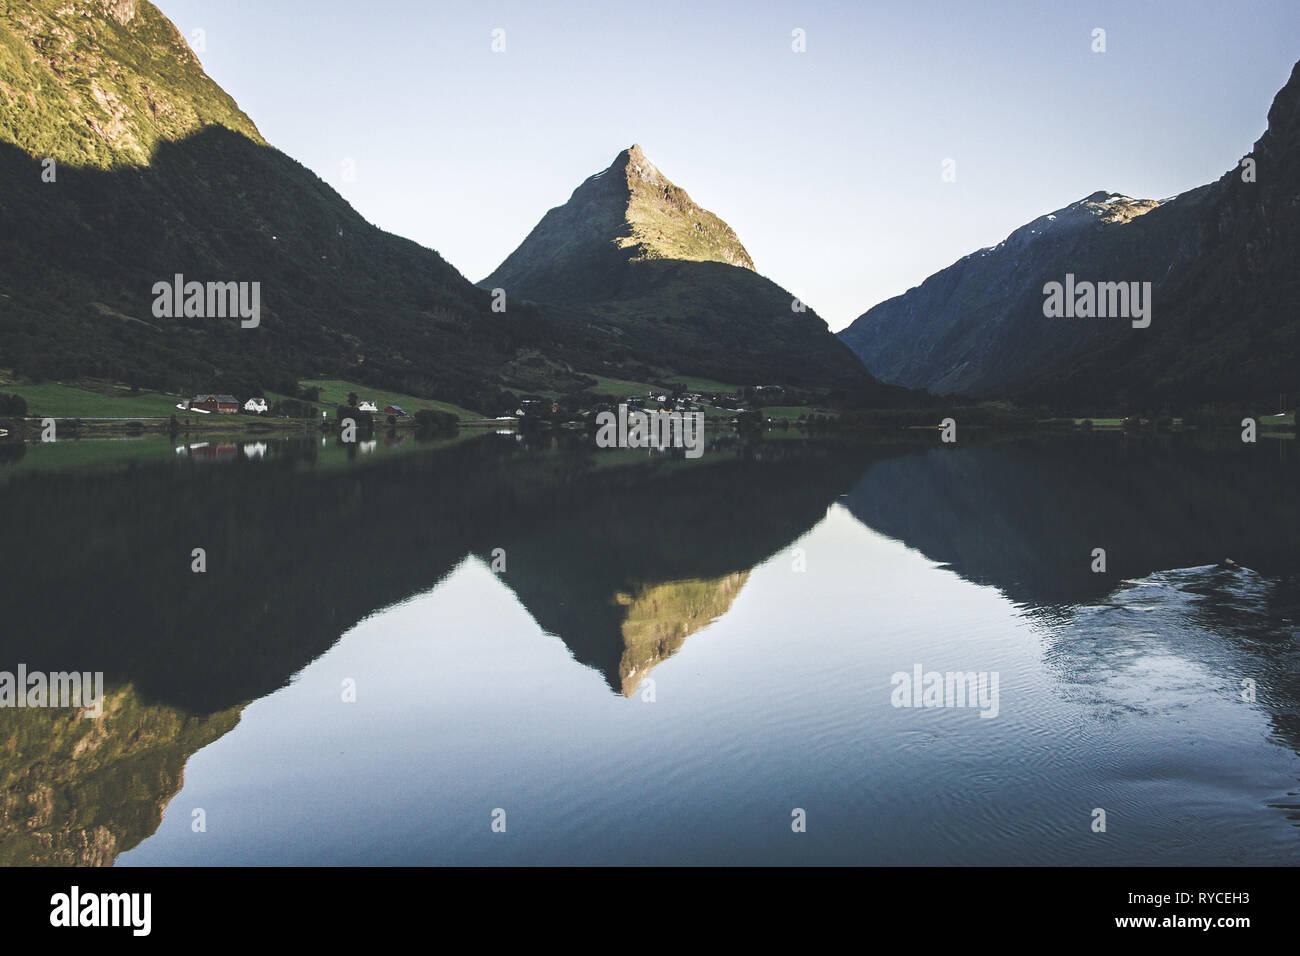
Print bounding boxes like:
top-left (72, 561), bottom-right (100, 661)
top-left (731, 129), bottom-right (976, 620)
top-left (357, 400), bottom-right (379, 413)
top-left (382, 404), bottom-right (408, 418)
top-left (244, 397), bottom-right (268, 414)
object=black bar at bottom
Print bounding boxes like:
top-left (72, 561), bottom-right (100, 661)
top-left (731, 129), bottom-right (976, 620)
top-left (0, 866), bottom-right (1283, 941)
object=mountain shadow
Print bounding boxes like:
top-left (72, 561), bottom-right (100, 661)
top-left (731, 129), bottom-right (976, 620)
top-left (0, 132), bottom-right (595, 409)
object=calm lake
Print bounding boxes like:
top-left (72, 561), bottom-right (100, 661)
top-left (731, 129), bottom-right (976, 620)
top-left (1, 430), bottom-right (1297, 865)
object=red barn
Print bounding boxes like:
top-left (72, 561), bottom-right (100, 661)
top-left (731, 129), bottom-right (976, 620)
top-left (192, 394), bottom-right (240, 414)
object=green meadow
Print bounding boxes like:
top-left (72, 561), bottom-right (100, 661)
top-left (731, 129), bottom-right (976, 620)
top-left (295, 380), bottom-right (485, 420)
top-left (1, 380), bottom-right (184, 419)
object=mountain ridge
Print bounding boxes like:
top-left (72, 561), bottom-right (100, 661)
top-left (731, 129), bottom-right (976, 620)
top-left (838, 59), bottom-right (1300, 410)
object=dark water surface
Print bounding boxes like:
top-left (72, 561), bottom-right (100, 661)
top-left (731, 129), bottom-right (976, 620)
top-left (1, 431), bottom-right (1297, 865)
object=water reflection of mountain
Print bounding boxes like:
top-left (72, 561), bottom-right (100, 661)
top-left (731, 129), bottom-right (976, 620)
top-left (615, 573), bottom-right (750, 696)
top-left (844, 434), bottom-right (1299, 607)
top-left (842, 433), bottom-right (1300, 759)
top-left (483, 440), bottom-right (877, 692)
top-left (0, 688), bottom-right (239, 866)
top-left (1, 436), bottom-right (880, 711)
top-left (8, 431), bottom-right (1294, 709)
top-left (0, 435), bottom-right (879, 864)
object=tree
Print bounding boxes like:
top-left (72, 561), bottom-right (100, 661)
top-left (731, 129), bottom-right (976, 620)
top-left (347, 392), bottom-right (358, 407)
top-left (0, 393), bottom-right (28, 416)
top-left (414, 409), bottom-right (459, 434)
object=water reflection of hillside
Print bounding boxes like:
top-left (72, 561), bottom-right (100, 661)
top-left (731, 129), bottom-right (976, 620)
top-left (845, 435), bottom-right (1299, 606)
top-left (0, 688), bottom-right (239, 866)
top-left (483, 439), bottom-right (879, 693)
top-left (842, 434), bottom-right (1300, 757)
top-left (0, 435), bottom-right (879, 864)
top-left (615, 573), bottom-right (750, 696)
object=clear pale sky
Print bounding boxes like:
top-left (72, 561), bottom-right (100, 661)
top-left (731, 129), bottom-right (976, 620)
top-left (154, 0), bottom-right (1300, 331)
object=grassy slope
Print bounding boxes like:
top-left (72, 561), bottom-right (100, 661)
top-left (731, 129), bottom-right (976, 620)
top-left (1, 380), bottom-right (183, 417)
top-left (620, 145), bottom-right (754, 270)
top-left (298, 379), bottom-right (484, 419)
top-left (580, 373), bottom-right (744, 396)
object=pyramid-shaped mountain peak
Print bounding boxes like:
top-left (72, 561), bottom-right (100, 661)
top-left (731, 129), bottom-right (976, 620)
top-left (611, 143), bottom-right (660, 182)
top-left (484, 144), bottom-right (755, 298)
top-left (479, 145), bottom-right (876, 390)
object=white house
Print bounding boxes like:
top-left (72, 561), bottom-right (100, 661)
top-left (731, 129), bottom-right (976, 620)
top-left (358, 400), bottom-right (379, 413)
top-left (244, 398), bottom-right (268, 414)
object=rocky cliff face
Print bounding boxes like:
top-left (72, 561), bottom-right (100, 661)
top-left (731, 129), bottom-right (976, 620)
top-left (840, 60), bottom-right (1300, 410)
top-left (0, 0), bottom-right (265, 167)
